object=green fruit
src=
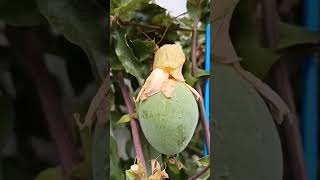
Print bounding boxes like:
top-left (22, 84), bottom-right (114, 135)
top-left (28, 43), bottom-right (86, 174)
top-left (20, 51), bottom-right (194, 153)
top-left (212, 63), bottom-right (283, 180)
top-left (138, 82), bottom-right (198, 155)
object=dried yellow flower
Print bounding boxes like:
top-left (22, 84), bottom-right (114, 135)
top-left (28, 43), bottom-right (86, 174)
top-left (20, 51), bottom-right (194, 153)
top-left (135, 44), bottom-right (200, 103)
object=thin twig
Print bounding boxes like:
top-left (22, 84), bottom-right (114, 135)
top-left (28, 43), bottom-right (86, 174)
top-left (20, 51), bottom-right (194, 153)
top-left (141, 31), bottom-right (152, 40)
top-left (156, 25), bottom-right (170, 45)
top-left (190, 16), bottom-right (211, 152)
top-left (117, 72), bottom-right (147, 172)
top-left (188, 165), bottom-right (210, 180)
top-left (115, 16), bottom-right (205, 32)
top-left (75, 76), bottom-right (110, 129)
top-left (156, 12), bottom-right (188, 45)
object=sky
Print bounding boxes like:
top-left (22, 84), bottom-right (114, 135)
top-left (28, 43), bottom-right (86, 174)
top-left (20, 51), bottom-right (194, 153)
top-left (155, 0), bottom-right (187, 16)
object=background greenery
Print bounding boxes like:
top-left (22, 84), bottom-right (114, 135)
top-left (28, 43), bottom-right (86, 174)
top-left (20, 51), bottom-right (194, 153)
top-left (0, 0), bottom-right (319, 179)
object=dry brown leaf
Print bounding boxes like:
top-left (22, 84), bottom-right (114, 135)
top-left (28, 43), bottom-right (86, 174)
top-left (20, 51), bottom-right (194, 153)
top-left (168, 158), bottom-right (176, 164)
top-left (148, 159), bottom-right (169, 180)
top-left (135, 68), bottom-right (169, 102)
top-left (130, 164), bottom-right (139, 174)
top-left (127, 158), bottom-right (147, 180)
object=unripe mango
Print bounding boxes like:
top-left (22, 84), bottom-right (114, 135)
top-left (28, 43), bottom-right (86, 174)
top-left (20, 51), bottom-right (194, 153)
top-left (138, 82), bottom-right (199, 155)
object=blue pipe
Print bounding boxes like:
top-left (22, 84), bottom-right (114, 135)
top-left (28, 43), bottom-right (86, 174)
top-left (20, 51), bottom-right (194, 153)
top-left (203, 23), bottom-right (210, 156)
top-left (302, 0), bottom-right (319, 180)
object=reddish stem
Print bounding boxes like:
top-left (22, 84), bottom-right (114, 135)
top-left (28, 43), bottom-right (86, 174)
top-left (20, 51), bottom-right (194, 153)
top-left (117, 73), bottom-right (147, 171)
top-left (191, 16), bottom-right (211, 152)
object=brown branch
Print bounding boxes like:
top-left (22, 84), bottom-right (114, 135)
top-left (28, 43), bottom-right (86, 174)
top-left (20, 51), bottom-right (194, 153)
top-left (116, 72), bottom-right (147, 172)
top-left (190, 16), bottom-right (210, 153)
top-left (115, 16), bottom-right (205, 32)
top-left (187, 165), bottom-right (210, 180)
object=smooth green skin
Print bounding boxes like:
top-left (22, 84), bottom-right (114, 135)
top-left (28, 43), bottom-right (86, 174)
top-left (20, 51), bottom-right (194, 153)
top-left (212, 63), bottom-right (283, 180)
top-left (138, 82), bottom-right (199, 155)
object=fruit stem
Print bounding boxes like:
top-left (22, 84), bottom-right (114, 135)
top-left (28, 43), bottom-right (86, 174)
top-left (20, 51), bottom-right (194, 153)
top-left (191, 16), bottom-right (211, 153)
top-left (117, 72), bottom-right (147, 173)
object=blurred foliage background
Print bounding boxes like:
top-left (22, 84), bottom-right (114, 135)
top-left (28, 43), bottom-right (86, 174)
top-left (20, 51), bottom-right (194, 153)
top-left (213, 0), bottom-right (320, 180)
top-left (0, 0), bottom-right (319, 179)
top-left (0, 0), bottom-right (108, 179)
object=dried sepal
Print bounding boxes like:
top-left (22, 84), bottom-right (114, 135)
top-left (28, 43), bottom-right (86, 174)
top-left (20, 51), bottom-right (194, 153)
top-left (148, 160), bottom-right (169, 180)
top-left (135, 68), bottom-right (169, 102)
top-left (184, 82), bottom-right (201, 101)
top-left (167, 157), bottom-right (185, 170)
top-left (127, 158), bottom-right (147, 180)
top-left (161, 79), bottom-right (177, 98)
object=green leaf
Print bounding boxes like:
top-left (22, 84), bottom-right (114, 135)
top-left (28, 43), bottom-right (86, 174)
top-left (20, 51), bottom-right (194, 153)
top-left (237, 41), bottom-right (280, 79)
top-left (231, 0), bottom-right (280, 78)
top-left (130, 40), bottom-right (155, 62)
top-left (117, 114), bottom-right (131, 124)
top-left (134, 3), bottom-right (173, 26)
top-left (113, 0), bottom-right (149, 20)
top-left (196, 69), bottom-right (210, 78)
top-left (35, 0), bottom-right (108, 81)
top-left (278, 22), bottom-right (320, 49)
top-left (212, 63), bottom-right (283, 180)
top-left (110, 44), bottom-right (124, 70)
top-left (183, 61), bottom-right (197, 86)
top-left (0, 0), bottom-right (45, 26)
top-left (35, 167), bottom-right (63, 180)
top-left (111, 0), bottom-right (121, 11)
top-left (187, 0), bottom-right (208, 18)
top-left (196, 155), bottom-right (209, 167)
top-left (114, 28), bottom-right (147, 86)
top-left (231, 1), bottom-right (320, 78)
top-left (125, 170), bottom-right (136, 180)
